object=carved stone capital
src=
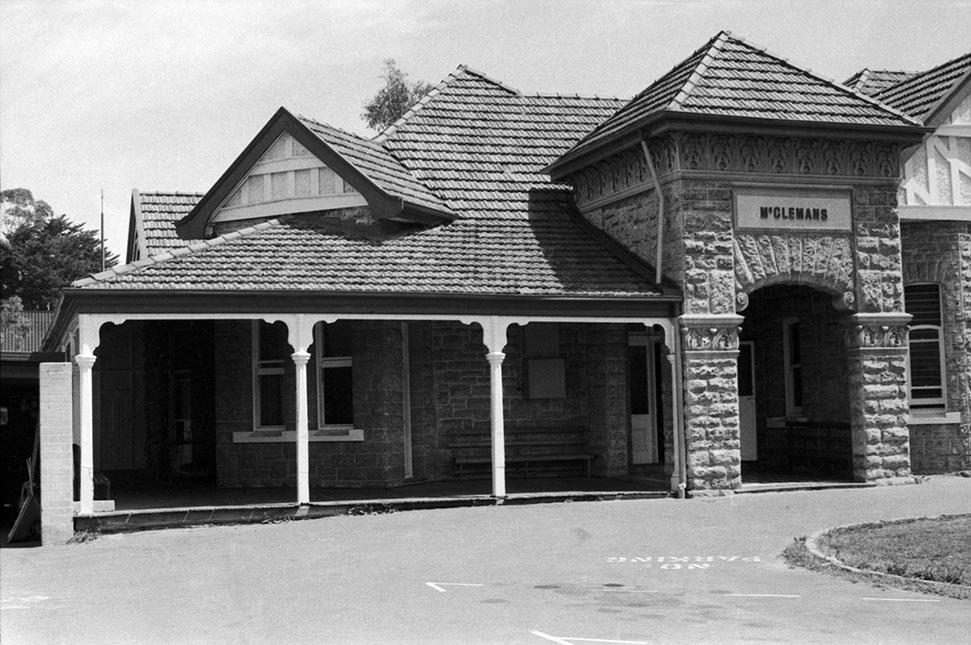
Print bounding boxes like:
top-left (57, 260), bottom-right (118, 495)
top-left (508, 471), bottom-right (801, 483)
top-left (844, 312), bottom-right (912, 349)
top-left (679, 314), bottom-right (745, 351)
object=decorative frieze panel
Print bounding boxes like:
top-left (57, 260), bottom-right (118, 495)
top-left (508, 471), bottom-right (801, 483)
top-left (843, 313), bottom-right (912, 350)
top-left (572, 148), bottom-right (651, 208)
top-left (679, 314), bottom-right (744, 351)
top-left (673, 132), bottom-right (901, 179)
top-left (733, 233), bottom-right (855, 308)
top-left (900, 94), bottom-right (971, 207)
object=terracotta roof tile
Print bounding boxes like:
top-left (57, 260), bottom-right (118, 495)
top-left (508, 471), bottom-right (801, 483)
top-left (844, 69), bottom-right (917, 96)
top-left (562, 31), bottom-right (920, 162)
top-left (381, 67), bottom-right (627, 218)
top-left (76, 210), bottom-right (662, 298)
top-left (874, 52), bottom-right (971, 122)
top-left (296, 116), bottom-right (453, 217)
top-left (138, 191), bottom-right (204, 255)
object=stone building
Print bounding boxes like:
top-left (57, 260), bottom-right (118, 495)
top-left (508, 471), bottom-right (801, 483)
top-left (39, 32), bottom-right (970, 521)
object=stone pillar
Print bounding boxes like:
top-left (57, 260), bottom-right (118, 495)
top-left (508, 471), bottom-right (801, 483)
top-left (680, 314), bottom-right (744, 492)
top-left (40, 363), bottom-right (74, 545)
top-left (845, 313), bottom-right (914, 483)
top-left (75, 353), bottom-right (97, 514)
top-left (292, 351), bottom-right (311, 504)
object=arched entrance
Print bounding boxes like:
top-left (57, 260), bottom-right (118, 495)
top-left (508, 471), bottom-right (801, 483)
top-left (738, 284), bottom-right (854, 482)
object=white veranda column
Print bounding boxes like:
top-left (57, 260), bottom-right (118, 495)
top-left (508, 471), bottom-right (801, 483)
top-left (285, 315), bottom-right (316, 505)
top-left (75, 353), bottom-right (97, 515)
top-left (481, 317), bottom-right (509, 498)
top-left (292, 350), bottom-right (311, 504)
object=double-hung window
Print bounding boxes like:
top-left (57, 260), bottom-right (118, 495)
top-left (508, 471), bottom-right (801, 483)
top-left (905, 284), bottom-right (945, 408)
top-left (316, 321), bottom-right (354, 428)
top-left (253, 321), bottom-right (288, 430)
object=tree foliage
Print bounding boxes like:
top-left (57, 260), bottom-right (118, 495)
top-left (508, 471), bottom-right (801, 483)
top-left (1, 189), bottom-right (117, 309)
top-left (362, 59), bottom-right (433, 132)
top-left (1, 188), bottom-right (53, 236)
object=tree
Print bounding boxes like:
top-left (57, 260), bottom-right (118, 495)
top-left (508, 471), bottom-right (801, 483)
top-left (1, 190), bottom-right (117, 309)
top-left (362, 59), bottom-right (433, 132)
top-left (1, 188), bottom-right (53, 236)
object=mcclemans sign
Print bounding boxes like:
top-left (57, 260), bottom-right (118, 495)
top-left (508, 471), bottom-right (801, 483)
top-left (733, 186), bottom-right (852, 231)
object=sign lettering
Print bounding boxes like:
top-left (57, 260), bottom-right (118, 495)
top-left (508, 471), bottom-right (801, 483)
top-left (734, 187), bottom-right (851, 231)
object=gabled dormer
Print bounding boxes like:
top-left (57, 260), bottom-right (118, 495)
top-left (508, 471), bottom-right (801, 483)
top-left (176, 107), bottom-right (454, 240)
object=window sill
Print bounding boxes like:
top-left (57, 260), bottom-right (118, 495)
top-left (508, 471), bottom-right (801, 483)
top-left (907, 411), bottom-right (961, 425)
top-left (232, 428), bottom-right (365, 443)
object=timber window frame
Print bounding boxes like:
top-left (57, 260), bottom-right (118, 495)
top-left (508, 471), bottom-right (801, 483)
top-left (904, 283), bottom-right (946, 408)
top-left (252, 320), bottom-right (288, 432)
top-left (314, 321), bottom-right (358, 436)
top-left (782, 317), bottom-right (803, 418)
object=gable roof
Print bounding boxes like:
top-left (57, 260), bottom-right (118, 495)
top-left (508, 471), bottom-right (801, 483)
top-left (550, 31), bottom-right (923, 175)
top-left (127, 190), bottom-right (202, 262)
top-left (874, 51), bottom-right (971, 124)
top-left (381, 66), bottom-right (628, 218)
top-left (176, 107), bottom-right (454, 239)
top-left (844, 69), bottom-right (916, 96)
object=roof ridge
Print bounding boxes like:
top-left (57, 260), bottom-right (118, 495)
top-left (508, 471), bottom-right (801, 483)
top-left (527, 92), bottom-right (628, 102)
top-left (374, 66), bottom-right (458, 143)
top-left (458, 65), bottom-right (522, 95)
top-left (73, 219), bottom-right (282, 287)
top-left (296, 113), bottom-right (378, 148)
top-left (670, 30), bottom-right (729, 110)
top-left (139, 190), bottom-right (206, 197)
top-left (875, 51), bottom-right (971, 97)
top-left (719, 31), bottom-right (923, 126)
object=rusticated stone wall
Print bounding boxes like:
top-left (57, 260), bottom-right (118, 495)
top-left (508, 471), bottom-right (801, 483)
top-left (901, 220), bottom-right (971, 473)
top-left (567, 131), bottom-right (915, 489)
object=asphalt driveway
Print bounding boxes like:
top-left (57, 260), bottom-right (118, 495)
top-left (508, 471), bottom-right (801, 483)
top-left (2, 477), bottom-right (969, 644)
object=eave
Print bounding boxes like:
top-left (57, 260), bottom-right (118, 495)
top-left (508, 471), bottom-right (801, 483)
top-left (547, 111), bottom-right (930, 181)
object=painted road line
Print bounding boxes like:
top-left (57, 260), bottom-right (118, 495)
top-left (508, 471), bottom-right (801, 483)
top-left (425, 582), bottom-right (485, 593)
top-left (530, 631), bottom-right (652, 645)
top-left (859, 597), bottom-right (941, 603)
top-left (724, 593), bottom-right (800, 598)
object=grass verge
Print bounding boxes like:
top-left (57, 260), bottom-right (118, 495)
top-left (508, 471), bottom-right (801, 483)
top-left (783, 514), bottom-right (971, 600)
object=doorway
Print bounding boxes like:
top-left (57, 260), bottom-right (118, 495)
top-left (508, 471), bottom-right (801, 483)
top-left (628, 334), bottom-right (661, 465)
top-left (738, 341), bottom-right (757, 461)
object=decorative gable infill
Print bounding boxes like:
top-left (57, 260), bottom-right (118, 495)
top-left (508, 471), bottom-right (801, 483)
top-left (213, 132), bottom-right (365, 225)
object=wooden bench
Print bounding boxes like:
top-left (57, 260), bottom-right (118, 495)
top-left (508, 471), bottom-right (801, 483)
top-left (449, 426), bottom-right (595, 479)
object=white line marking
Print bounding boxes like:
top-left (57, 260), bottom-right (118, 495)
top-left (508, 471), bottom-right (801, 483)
top-left (530, 632), bottom-right (651, 645)
top-left (724, 593), bottom-right (800, 598)
top-left (860, 597), bottom-right (941, 603)
top-left (425, 582), bottom-right (485, 593)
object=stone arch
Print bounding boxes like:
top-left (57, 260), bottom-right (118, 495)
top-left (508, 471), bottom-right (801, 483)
top-left (733, 233), bottom-right (855, 312)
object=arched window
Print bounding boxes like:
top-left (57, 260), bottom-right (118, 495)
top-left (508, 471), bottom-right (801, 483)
top-left (904, 284), bottom-right (945, 408)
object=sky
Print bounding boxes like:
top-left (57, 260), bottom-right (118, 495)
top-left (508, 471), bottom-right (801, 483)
top-left (2, 0), bottom-right (970, 260)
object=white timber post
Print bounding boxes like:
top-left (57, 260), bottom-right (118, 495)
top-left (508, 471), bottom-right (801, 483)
top-left (480, 316), bottom-right (510, 498)
top-left (75, 315), bottom-right (101, 515)
top-left (285, 314), bottom-right (315, 505)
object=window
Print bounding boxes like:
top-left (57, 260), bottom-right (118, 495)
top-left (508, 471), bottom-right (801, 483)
top-left (524, 323), bottom-right (565, 399)
top-left (253, 321), bottom-right (288, 430)
top-left (316, 321), bottom-right (354, 427)
top-left (905, 284), bottom-right (945, 407)
top-left (783, 318), bottom-right (802, 417)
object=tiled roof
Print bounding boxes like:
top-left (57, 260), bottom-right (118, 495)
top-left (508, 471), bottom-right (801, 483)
top-left (74, 210), bottom-right (663, 298)
top-left (380, 67), bottom-right (627, 218)
top-left (844, 69), bottom-right (916, 96)
top-left (560, 31), bottom-right (921, 163)
top-left (1, 310), bottom-right (55, 353)
top-left (296, 115), bottom-right (453, 217)
top-left (874, 52), bottom-right (971, 123)
top-left (136, 191), bottom-right (203, 256)
top-left (86, 69), bottom-right (660, 302)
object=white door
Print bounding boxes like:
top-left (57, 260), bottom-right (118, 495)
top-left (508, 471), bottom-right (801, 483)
top-left (738, 341), bottom-right (758, 461)
top-left (629, 335), bottom-right (658, 464)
